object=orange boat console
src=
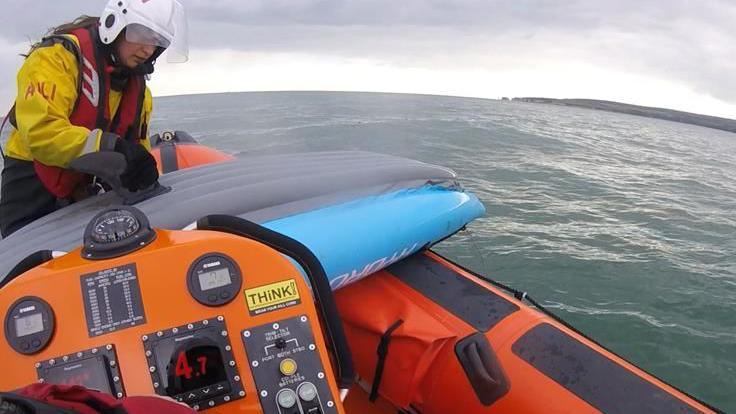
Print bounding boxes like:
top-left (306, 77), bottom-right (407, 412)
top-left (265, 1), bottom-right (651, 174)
top-left (0, 207), bottom-right (351, 414)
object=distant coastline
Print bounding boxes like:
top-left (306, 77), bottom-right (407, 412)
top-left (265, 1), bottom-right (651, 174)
top-left (512, 97), bottom-right (736, 134)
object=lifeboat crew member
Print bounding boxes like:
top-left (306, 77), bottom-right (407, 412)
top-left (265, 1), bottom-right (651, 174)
top-left (0, 0), bottom-right (188, 237)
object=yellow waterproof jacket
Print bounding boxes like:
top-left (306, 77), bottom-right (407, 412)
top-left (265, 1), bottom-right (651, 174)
top-left (4, 34), bottom-right (152, 167)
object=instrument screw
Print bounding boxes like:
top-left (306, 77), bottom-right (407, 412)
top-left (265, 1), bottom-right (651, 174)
top-left (157, 331), bottom-right (163, 337)
top-left (234, 376), bottom-right (241, 381)
top-left (225, 345), bottom-right (232, 351)
top-left (229, 360), bottom-right (236, 367)
top-left (224, 396), bottom-right (231, 402)
top-left (260, 390), bottom-right (268, 397)
top-left (309, 344), bottom-right (316, 351)
top-left (113, 376), bottom-right (120, 382)
top-left (62, 356), bottom-right (69, 362)
top-left (300, 315), bottom-right (308, 322)
top-left (172, 328), bottom-right (179, 333)
top-left (243, 331), bottom-right (251, 338)
top-left (272, 323), bottom-right (279, 330)
top-left (35, 363), bottom-right (41, 368)
top-left (106, 344), bottom-right (113, 350)
top-left (203, 320), bottom-right (209, 325)
top-left (217, 315), bottom-right (224, 322)
top-left (49, 359), bottom-right (55, 366)
top-left (149, 366), bottom-right (156, 372)
top-left (117, 393), bottom-right (123, 398)
top-left (77, 352), bottom-right (83, 357)
top-left (154, 382), bottom-right (160, 388)
top-left (221, 330), bottom-right (228, 337)
top-left (92, 348), bottom-right (99, 354)
top-left (317, 372), bottom-right (325, 379)
top-left (208, 401), bottom-right (215, 407)
top-left (142, 335), bottom-right (148, 341)
top-left (193, 405), bottom-right (199, 411)
top-left (146, 350), bottom-right (152, 357)
top-left (187, 324), bottom-right (194, 330)
top-left (39, 378), bottom-right (45, 383)
top-left (252, 361), bottom-right (259, 367)
top-left (110, 360), bottom-right (116, 367)
top-left (327, 401), bottom-right (334, 407)
top-left (238, 391), bottom-right (245, 397)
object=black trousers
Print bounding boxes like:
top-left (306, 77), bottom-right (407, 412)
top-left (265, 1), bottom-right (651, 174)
top-left (0, 157), bottom-right (59, 237)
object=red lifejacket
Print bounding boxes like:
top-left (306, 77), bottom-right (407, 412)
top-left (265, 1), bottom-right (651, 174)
top-left (32, 26), bottom-right (147, 199)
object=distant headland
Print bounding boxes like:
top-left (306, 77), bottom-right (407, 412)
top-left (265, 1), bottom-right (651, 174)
top-left (511, 97), bottom-right (736, 134)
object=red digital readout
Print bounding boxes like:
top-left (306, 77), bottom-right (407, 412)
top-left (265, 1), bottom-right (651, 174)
top-left (174, 350), bottom-right (208, 379)
top-left (56, 372), bottom-right (92, 386)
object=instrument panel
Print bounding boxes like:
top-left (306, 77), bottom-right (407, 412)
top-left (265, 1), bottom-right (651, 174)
top-left (0, 217), bottom-right (344, 414)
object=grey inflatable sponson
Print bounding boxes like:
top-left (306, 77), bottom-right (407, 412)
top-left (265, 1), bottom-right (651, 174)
top-left (0, 151), bottom-right (460, 281)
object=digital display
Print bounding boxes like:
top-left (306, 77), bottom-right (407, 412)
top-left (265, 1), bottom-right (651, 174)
top-left (15, 313), bottom-right (44, 337)
top-left (44, 357), bottom-right (113, 394)
top-left (198, 268), bottom-right (232, 291)
top-left (164, 343), bottom-right (228, 396)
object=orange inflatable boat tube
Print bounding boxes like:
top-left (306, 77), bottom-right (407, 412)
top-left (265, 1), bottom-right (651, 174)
top-left (336, 251), bottom-right (718, 414)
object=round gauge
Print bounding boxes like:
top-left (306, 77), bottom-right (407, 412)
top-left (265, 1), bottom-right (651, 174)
top-left (4, 296), bottom-right (55, 355)
top-left (187, 253), bottom-right (242, 307)
top-left (91, 210), bottom-right (140, 243)
top-left (82, 207), bottom-right (156, 260)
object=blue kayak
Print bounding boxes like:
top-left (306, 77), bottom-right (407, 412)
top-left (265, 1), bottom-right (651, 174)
top-left (264, 185), bottom-right (485, 289)
top-left (0, 150), bottom-right (485, 286)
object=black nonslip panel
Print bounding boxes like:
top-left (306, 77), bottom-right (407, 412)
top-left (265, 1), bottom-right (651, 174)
top-left (387, 254), bottom-right (519, 332)
top-left (512, 323), bottom-right (701, 414)
top-left (160, 143), bottom-right (179, 173)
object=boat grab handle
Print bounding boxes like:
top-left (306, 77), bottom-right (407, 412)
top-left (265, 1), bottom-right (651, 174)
top-left (194, 214), bottom-right (356, 390)
top-left (455, 332), bottom-right (510, 406)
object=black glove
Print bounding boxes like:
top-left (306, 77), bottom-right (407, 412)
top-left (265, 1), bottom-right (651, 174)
top-left (113, 137), bottom-right (159, 191)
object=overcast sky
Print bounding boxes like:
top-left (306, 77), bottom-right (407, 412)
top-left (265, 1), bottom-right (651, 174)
top-left (1, 0), bottom-right (735, 118)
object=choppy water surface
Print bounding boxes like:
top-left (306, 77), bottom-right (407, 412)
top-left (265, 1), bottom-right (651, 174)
top-left (153, 91), bottom-right (735, 411)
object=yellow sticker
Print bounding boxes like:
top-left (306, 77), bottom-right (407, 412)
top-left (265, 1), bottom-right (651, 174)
top-left (244, 279), bottom-right (301, 316)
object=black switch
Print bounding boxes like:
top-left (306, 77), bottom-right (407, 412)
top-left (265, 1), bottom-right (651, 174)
top-left (275, 338), bottom-right (287, 349)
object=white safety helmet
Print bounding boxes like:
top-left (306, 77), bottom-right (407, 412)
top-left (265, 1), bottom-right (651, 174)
top-left (98, 0), bottom-right (189, 63)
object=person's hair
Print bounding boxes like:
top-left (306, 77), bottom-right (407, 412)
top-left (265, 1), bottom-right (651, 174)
top-left (0, 398), bottom-right (29, 414)
top-left (26, 15), bottom-right (99, 55)
top-left (47, 15), bottom-right (99, 36)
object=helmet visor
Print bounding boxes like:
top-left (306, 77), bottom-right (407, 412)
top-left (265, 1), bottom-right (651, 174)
top-left (166, 0), bottom-right (189, 63)
top-left (123, 0), bottom-right (189, 63)
top-left (125, 23), bottom-right (170, 48)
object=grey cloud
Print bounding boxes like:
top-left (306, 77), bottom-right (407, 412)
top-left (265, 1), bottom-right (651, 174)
top-left (0, 0), bottom-right (735, 107)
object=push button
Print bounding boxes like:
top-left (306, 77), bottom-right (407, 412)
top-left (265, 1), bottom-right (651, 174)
top-left (297, 382), bottom-right (318, 402)
top-left (31, 339), bottom-right (41, 348)
top-left (277, 389), bottom-right (297, 409)
top-left (279, 358), bottom-right (298, 376)
top-left (21, 341), bottom-right (30, 351)
top-left (213, 382), bottom-right (230, 395)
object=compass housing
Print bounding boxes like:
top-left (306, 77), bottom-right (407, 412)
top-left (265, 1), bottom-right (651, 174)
top-left (82, 207), bottom-right (156, 260)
